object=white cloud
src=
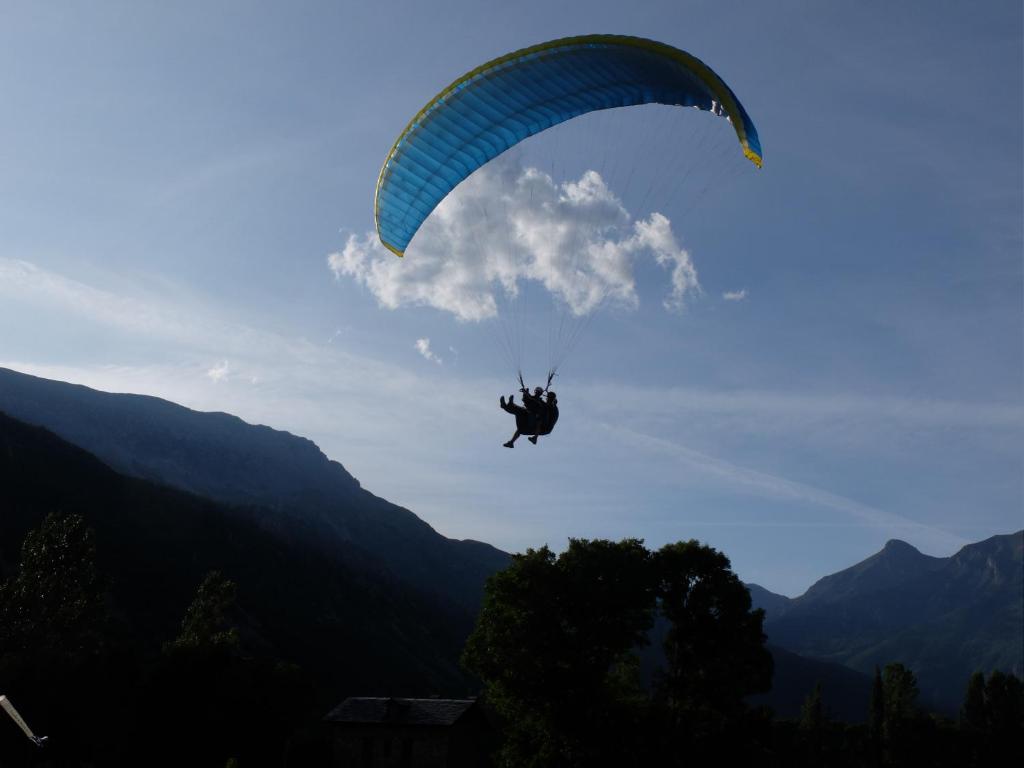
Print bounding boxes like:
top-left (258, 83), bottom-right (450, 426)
top-left (415, 338), bottom-right (442, 365)
top-left (723, 289), bottom-right (748, 301)
top-left (206, 360), bottom-right (230, 383)
top-left (327, 159), bottom-right (700, 322)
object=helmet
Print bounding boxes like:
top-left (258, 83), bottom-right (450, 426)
top-left (533, 387), bottom-right (544, 396)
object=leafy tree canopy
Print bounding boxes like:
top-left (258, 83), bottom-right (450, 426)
top-left (0, 512), bottom-right (107, 659)
top-left (463, 538), bottom-right (772, 767)
top-left (167, 571), bottom-right (241, 653)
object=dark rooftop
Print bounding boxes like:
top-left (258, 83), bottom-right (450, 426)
top-left (324, 697), bottom-right (476, 727)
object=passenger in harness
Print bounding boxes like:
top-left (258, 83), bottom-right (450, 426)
top-left (500, 387), bottom-right (559, 448)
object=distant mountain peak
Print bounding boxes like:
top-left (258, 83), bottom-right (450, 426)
top-left (797, 537), bottom-right (943, 608)
top-left (882, 538), bottom-right (919, 554)
top-left (764, 530), bottom-right (1023, 713)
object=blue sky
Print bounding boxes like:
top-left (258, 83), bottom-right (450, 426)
top-left (1, 1), bottom-right (1020, 595)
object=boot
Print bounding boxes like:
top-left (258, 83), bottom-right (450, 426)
top-left (528, 435), bottom-right (538, 444)
top-left (503, 440), bottom-right (514, 448)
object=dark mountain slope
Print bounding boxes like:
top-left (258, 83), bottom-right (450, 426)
top-left (0, 410), bottom-right (475, 699)
top-left (760, 533), bottom-right (1023, 713)
top-left (0, 367), bottom-right (508, 610)
top-left (797, 538), bottom-right (947, 609)
top-left (750, 645), bottom-right (873, 722)
top-left (637, 607), bottom-right (873, 722)
top-left (746, 583), bottom-right (794, 620)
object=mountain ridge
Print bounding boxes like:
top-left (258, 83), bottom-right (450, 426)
top-left (748, 531), bottom-right (1023, 713)
top-left (0, 409), bottom-right (473, 696)
top-left (0, 366), bottom-right (509, 611)
top-left (3, 366), bottom-right (1018, 719)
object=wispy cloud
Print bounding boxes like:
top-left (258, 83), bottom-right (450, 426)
top-left (576, 382), bottom-right (1024, 432)
top-left (206, 360), bottom-right (230, 383)
top-left (4, 255), bottom-right (1016, 441)
top-left (328, 158), bottom-right (699, 322)
top-left (0, 258), bottom-right (204, 346)
top-left (327, 328), bottom-right (349, 344)
top-left (149, 137), bottom-right (312, 207)
top-left (415, 338), bottom-right (442, 365)
top-left (2, 256), bottom-right (1016, 563)
top-left (0, 257), bottom-right (306, 363)
top-left (606, 424), bottom-right (969, 552)
top-left (723, 289), bottom-right (748, 301)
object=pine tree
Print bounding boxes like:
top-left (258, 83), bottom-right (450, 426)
top-left (868, 666), bottom-right (884, 768)
top-left (799, 681), bottom-right (826, 765)
top-left (882, 663), bottom-right (919, 726)
top-left (959, 671), bottom-right (987, 767)
top-left (0, 513), bottom-right (112, 761)
top-left (881, 663), bottom-right (919, 767)
top-left (799, 681), bottom-right (824, 730)
top-left (960, 671), bottom-right (986, 732)
top-left (983, 671), bottom-right (1024, 760)
top-left (167, 570), bottom-right (240, 652)
top-left (0, 512), bottom-right (107, 659)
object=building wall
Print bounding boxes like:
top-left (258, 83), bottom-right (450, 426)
top-left (330, 724), bottom-right (450, 768)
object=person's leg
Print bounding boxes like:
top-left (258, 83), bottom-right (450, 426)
top-left (528, 410), bottom-right (545, 443)
top-left (504, 430), bottom-right (520, 448)
top-left (502, 398), bottom-right (525, 416)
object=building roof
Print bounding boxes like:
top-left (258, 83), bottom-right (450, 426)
top-left (324, 697), bottom-right (476, 727)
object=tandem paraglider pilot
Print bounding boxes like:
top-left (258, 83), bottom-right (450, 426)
top-left (500, 387), bottom-right (558, 448)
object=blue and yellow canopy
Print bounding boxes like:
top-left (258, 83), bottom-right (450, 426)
top-left (375, 34), bottom-right (761, 257)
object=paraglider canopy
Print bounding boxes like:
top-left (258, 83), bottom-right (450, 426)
top-left (375, 34), bottom-right (762, 257)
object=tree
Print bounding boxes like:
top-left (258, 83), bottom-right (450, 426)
top-left (983, 671), bottom-right (1023, 762)
top-left (799, 682), bottom-right (827, 766)
top-left (882, 663), bottom-right (918, 726)
top-left (868, 666), bottom-right (884, 767)
top-left (166, 570), bottom-right (240, 652)
top-left (799, 681), bottom-right (826, 731)
top-left (0, 513), bottom-right (113, 764)
top-left (956, 670), bottom-right (1023, 766)
top-left (147, 570), bottom-right (307, 766)
top-left (984, 671), bottom-right (1022, 733)
top-left (960, 671), bottom-right (986, 733)
top-left (0, 512), bottom-right (107, 659)
top-left (463, 539), bottom-right (654, 767)
top-left (881, 663), bottom-right (919, 767)
top-left (463, 538), bottom-right (772, 766)
top-left (653, 540), bottom-right (772, 760)
top-left (957, 671), bottom-right (987, 767)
